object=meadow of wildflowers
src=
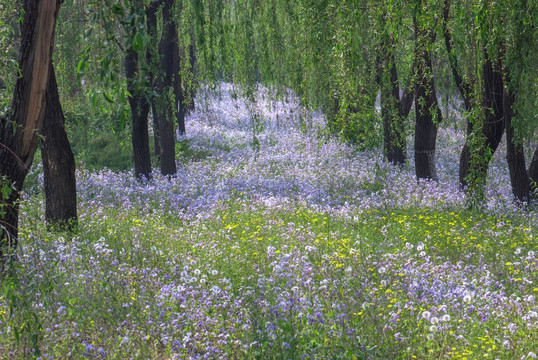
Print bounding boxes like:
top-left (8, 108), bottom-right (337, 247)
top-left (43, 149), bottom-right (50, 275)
top-left (1, 84), bottom-right (537, 359)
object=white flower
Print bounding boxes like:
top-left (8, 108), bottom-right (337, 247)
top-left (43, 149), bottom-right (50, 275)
top-left (405, 242), bottom-right (413, 250)
top-left (380, 280), bottom-right (387, 287)
top-left (463, 295), bottom-right (472, 303)
top-left (417, 242), bottom-right (425, 251)
top-left (267, 246), bottom-right (276, 257)
top-left (422, 311), bottom-right (431, 320)
top-left (429, 325), bottom-right (436, 332)
top-left (194, 268), bottom-right (201, 276)
top-left (515, 248), bottom-right (522, 255)
top-left (419, 251), bottom-right (426, 257)
top-left (430, 317), bottom-right (439, 325)
top-left (378, 266), bottom-right (386, 274)
top-left (507, 323), bottom-right (517, 334)
top-left (529, 250), bottom-right (535, 258)
top-left (211, 270), bottom-right (218, 276)
top-left (441, 314), bottom-right (451, 322)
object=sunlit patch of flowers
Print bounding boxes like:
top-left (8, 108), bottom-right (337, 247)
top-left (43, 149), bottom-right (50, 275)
top-left (1, 83), bottom-right (537, 358)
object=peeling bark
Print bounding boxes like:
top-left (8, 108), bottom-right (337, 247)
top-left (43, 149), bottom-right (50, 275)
top-left (0, 0), bottom-right (61, 264)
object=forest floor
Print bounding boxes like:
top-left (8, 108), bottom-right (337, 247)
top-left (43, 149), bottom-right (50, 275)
top-left (2, 84), bottom-right (538, 359)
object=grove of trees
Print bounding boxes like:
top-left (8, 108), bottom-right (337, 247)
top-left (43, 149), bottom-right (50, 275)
top-left (0, 0), bottom-right (537, 265)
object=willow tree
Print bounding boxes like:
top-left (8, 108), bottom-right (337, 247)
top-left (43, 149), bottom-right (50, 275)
top-left (83, 0), bottom-right (199, 178)
top-left (372, 1), bottom-right (415, 166)
top-left (123, 0), bottom-right (153, 180)
top-left (324, 1), bottom-right (379, 148)
top-left (0, 0), bottom-right (62, 264)
top-left (413, 0), bottom-right (443, 180)
top-left (442, 0), bottom-right (506, 198)
top-left (146, 0), bottom-right (179, 176)
top-left (442, 0), bottom-right (537, 202)
top-left (499, 0), bottom-right (538, 202)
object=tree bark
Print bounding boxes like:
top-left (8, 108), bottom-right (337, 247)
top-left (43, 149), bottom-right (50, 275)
top-left (146, 0), bottom-right (177, 176)
top-left (40, 65), bottom-right (78, 229)
top-left (163, 0), bottom-right (186, 136)
top-left (443, 0), bottom-right (506, 190)
top-left (414, 10), bottom-right (442, 181)
top-left (146, 2), bottom-right (162, 163)
top-left (0, 0), bottom-right (61, 264)
top-left (528, 145), bottom-right (538, 192)
top-left (157, 0), bottom-right (179, 175)
top-left (380, 48), bottom-right (410, 166)
top-left (442, 0), bottom-right (471, 110)
top-left (185, 42), bottom-right (197, 113)
top-left (126, 25), bottom-right (152, 180)
top-left (503, 85), bottom-right (531, 202)
top-left (458, 57), bottom-right (505, 187)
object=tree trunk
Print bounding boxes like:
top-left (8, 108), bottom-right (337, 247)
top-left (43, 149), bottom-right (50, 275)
top-left (185, 42), bottom-right (197, 113)
top-left (503, 86), bottom-right (530, 202)
top-left (442, 0), bottom-right (471, 110)
top-left (0, 0), bottom-right (61, 264)
top-left (146, 3), bottom-right (160, 160)
top-left (146, 0), bottom-right (177, 176)
top-left (414, 11), bottom-right (442, 181)
top-left (126, 45), bottom-right (152, 180)
top-left (443, 0), bottom-right (505, 190)
top-left (528, 145), bottom-right (538, 192)
top-left (458, 57), bottom-right (505, 188)
top-left (162, 0), bottom-right (186, 135)
top-left (156, 0), bottom-right (179, 175)
top-left (157, 102), bottom-right (177, 176)
top-left (40, 65), bottom-right (77, 229)
top-left (381, 49), bottom-right (408, 166)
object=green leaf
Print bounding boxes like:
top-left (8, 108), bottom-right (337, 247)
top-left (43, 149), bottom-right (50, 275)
top-left (76, 57), bottom-right (89, 75)
top-left (111, 4), bottom-right (124, 16)
top-left (103, 92), bottom-right (115, 104)
top-left (132, 31), bottom-right (145, 51)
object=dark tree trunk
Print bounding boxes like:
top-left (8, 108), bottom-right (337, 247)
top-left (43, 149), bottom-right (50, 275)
top-left (40, 65), bottom-right (77, 229)
top-left (380, 49), bottom-right (409, 166)
top-left (442, 0), bottom-right (471, 110)
top-left (157, 103), bottom-right (177, 176)
top-left (0, 0), bottom-right (61, 264)
top-left (443, 0), bottom-right (505, 190)
top-left (146, 0), bottom-right (177, 176)
top-left (528, 146), bottom-right (538, 192)
top-left (161, 0), bottom-right (186, 135)
top-left (414, 11), bottom-right (442, 181)
top-left (503, 86), bottom-right (531, 202)
top-left (458, 57), bottom-right (505, 187)
top-left (185, 42), bottom-right (197, 113)
top-left (145, 3), bottom-right (162, 162)
top-left (126, 45), bottom-right (152, 181)
top-left (156, 0), bottom-right (179, 175)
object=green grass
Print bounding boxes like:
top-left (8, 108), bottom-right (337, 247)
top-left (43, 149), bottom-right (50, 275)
top-left (2, 197), bottom-right (537, 359)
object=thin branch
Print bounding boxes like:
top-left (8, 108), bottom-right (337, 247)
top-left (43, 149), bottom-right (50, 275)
top-left (441, 0), bottom-right (471, 110)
